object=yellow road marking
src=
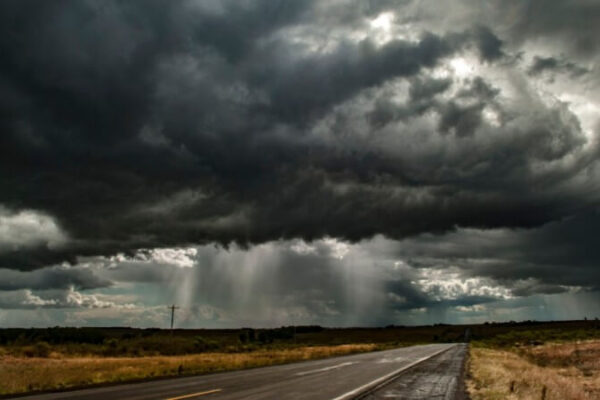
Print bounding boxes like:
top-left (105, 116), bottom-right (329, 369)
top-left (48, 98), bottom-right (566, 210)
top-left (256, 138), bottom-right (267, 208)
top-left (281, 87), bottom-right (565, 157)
top-left (165, 388), bottom-right (222, 400)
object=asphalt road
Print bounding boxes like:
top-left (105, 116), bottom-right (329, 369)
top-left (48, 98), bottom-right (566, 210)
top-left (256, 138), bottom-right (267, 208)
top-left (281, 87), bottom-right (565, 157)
top-left (359, 344), bottom-right (468, 400)
top-left (9, 343), bottom-right (465, 400)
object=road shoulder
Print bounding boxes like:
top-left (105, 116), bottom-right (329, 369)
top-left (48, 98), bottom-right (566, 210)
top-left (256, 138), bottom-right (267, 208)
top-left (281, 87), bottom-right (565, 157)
top-left (358, 344), bottom-right (468, 400)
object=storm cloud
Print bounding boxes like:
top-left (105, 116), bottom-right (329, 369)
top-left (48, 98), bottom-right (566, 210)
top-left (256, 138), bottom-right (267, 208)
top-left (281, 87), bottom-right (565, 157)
top-left (0, 0), bottom-right (599, 326)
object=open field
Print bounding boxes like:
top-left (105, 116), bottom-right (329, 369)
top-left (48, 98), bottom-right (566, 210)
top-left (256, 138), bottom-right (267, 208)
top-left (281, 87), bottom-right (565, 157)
top-left (0, 344), bottom-right (384, 395)
top-left (1, 344), bottom-right (460, 400)
top-left (0, 324), bottom-right (462, 395)
top-left (1, 320), bottom-right (599, 396)
top-left (468, 339), bottom-right (600, 399)
top-left (0, 324), bottom-right (466, 358)
top-left (2, 319), bottom-right (598, 357)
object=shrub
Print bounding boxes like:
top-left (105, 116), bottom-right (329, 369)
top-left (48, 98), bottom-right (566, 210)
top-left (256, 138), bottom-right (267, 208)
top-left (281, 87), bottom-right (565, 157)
top-left (22, 342), bottom-right (51, 358)
top-left (34, 342), bottom-right (51, 357)
top-left (239, 328), bottom-right (256, 344)
top-left (257, 331), bottom-right (273, 344)
top-left (194, 336), bottom-right (220, 352)
top-left (102, 338), bottom-right (120, 356)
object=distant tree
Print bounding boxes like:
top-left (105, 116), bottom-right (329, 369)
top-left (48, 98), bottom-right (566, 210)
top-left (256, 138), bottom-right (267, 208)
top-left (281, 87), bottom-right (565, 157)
top-left (194, 336), bottom-right (219, 352)
top-left (34, 341), bottom-right (51, 357)
top-left (239, 328), bottom-right (256, 343)
top-left (257, 331), bottom-right (273, 344)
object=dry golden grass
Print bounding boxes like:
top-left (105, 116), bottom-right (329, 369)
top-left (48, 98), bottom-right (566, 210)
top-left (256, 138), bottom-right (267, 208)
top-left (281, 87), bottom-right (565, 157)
top-left (468, 340), bottom-right (600, 400)
top-left (0, 343), bottom-right (382, 395)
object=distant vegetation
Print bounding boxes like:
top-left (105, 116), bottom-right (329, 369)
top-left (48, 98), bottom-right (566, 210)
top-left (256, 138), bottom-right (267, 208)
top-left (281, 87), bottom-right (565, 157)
top-left (1, 320), bottom-right (599, 358)
top-left (467, 320), bottom-right (600, 400)
top-left (469, 319), bottom-right (600, 348)
top-left (0, 325), bottom-right (327, 357)
top-left (2, 320), bottom-right (600, 395)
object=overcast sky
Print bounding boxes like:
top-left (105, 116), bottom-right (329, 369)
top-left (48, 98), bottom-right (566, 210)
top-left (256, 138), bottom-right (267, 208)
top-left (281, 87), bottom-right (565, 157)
top-left (1, 0), bottom-right (599, 328)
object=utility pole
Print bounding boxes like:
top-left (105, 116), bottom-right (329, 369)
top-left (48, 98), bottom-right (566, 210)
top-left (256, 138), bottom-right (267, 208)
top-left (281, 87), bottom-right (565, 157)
top-left (169, 304), bottom-right (179, 334)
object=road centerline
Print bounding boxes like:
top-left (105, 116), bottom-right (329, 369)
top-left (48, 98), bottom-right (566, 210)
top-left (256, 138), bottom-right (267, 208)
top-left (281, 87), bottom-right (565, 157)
top-left (164, 388), bottom-right (222, 400)
top-left (294, 361), bottom-right (358, 376)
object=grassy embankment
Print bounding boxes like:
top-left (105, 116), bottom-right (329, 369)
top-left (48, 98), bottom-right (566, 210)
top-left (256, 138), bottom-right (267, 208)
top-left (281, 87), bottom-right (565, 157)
top-left (468, 327), bottom-right (600, 400)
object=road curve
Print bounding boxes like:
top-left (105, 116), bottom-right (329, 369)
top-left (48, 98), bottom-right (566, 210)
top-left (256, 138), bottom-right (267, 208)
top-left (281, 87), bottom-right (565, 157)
top-left (8, 343), bottom-right (464, 400)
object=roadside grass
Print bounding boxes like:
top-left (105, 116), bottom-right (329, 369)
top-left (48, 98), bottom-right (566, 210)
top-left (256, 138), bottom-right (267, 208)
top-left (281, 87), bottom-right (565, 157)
top-left (0, 324), bottom-right (456, 395)
top-left (468, 340), bottom-right (600, 400)
top-left (0, 343), bottom-right (386, 395)
top-left (2, 321), bottom-right (599, 395)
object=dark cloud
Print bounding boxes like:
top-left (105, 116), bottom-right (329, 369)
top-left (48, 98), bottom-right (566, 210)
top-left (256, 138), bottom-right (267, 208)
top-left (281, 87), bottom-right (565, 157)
top-left (528, 56), bottom-right (589, 78)
top-left (472, 26), bottom-right (504, 61)
top-left (257, 31), bottom-right (459, 124)
top-left (390, 210), bottom-right (600, 295)
top-left (409, 77), bottom-right (453, 102)
top-left (498, 0), bottom-right (600, 57)
top-left (438, 101), bottom-right (483, 137)
top-left (0, 0), bottom-right (598, 298)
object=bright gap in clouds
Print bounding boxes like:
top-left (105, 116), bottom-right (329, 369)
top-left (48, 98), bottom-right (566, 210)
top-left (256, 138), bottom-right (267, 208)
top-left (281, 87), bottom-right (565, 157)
top-left (449, 57), bottom-right (475, 78)
top-left (369, 12), bottom-right (394, 31)
top-left (368, 12), bottom-right (396, 45)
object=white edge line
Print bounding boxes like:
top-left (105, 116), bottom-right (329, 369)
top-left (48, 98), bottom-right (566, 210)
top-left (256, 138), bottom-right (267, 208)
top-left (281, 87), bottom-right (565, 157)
top-left (330, 345), bottom-right (456, 400)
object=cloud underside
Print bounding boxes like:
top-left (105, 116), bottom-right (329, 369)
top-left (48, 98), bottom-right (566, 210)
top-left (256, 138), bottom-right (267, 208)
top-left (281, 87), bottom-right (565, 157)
top-left (0, 224), bottom-right (598, 326)
top-left (1, 0), bottom-right (599, 270)
top-left (0, 0), bottom-right (599, 325)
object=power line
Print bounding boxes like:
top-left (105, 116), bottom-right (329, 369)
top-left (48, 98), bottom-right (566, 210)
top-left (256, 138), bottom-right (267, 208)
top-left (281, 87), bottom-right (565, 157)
top-left (168, 304), bottom-right (180, 333)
